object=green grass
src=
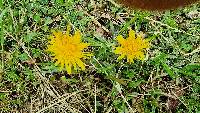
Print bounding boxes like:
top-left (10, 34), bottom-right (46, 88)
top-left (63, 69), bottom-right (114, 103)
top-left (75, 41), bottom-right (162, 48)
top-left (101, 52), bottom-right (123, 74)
top-left (0, 0), bottom-right (200, 112)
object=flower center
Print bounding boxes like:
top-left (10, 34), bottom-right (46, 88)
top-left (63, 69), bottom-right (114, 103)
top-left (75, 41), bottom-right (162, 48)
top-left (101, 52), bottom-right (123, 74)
top-left (125, 42), bottom-right (140, 54)
top-left (62, 43), bottom-right (78, 57)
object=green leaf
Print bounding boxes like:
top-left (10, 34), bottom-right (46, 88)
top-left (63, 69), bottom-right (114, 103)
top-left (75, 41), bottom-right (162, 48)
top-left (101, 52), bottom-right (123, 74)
top-left (60, 76), bottom-right (78, 84)
top-left (31, 48), bottom-right (42, 58)
top-left (181, 43), bottom-right (193, 51)
top-left (106, 76), bottom-right (127, 85)
top-left (179, 64), bottom-right (200, 76)
top-left (44, 17), bottom-right (53, 25)
top-left (18, 53), bottom-right (29, 61)
top-left (125, 70), bottom-right (136, 79)
top-left (0, 92), bottom-right (6, 100)
top-left (0, 0), bottom-right (3, 8)
top-left (162, 62), bottom-right (175, 79)
top-left (6, 71), bottom-right (19, 82)
top-left (23, 32), bottom-right (37, 43)
top-left (182, 64), bottom-right (200, 71)
top-left (33, 14), bottom-right (41, 23)
top-left (23, 68), bottom-right (35, 81)
top-left (153, 52), bottom-right (168, 65)
top-left (56, 0), bottom-right (64, 4)
top-left (164, 17), bottom-right (178, 28)
top-left (128, 79), bottom-right (145, 88)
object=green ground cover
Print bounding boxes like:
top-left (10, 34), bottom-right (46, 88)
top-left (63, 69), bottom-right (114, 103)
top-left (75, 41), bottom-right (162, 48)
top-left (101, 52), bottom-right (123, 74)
top-left (0, 0), bottom-right (200, 112)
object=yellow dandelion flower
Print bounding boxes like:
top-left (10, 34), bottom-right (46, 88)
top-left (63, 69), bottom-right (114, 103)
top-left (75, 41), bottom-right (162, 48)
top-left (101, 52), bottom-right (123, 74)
top-left (114, 29), bottom-right (150, 63)
top-left (47, 26), bottom-right (92, 74)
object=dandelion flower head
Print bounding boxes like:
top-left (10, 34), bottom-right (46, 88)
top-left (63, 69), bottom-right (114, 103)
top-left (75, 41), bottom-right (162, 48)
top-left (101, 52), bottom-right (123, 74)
top-left (114, 29), bottom-right (150, 63)
top-left (47, 25), bottom-right (92, 74)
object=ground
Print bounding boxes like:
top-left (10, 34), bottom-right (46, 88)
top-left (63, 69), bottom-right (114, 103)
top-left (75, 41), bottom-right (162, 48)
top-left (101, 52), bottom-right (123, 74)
top-left (0, 0), bottom-right (200, 113)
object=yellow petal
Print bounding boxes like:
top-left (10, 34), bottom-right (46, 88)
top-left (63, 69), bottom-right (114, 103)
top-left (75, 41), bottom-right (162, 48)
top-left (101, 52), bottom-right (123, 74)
top-left (76, 59), bottom-right (85, 70)
top-left (66, 24), bottom-right (71, 35)
top-left (135, 51), bottom-right (145, 60)
top-left (60, 59), bottom-right (65, 68)
top-left (114, 47), bottom-right (122, 54)
top-left (72, 61), bottom-right (77, 71)
top-left (48, 36), bottom-right (54, 40)
top-left (129, 29), bottom-right (136, 38)
top-left (117, 54), bottom-right (125, 61)
top-left (127, 55), bottom-right (134, 63)
top-left (116, 35), bottom-right (125, 44)
top-left (55, 60), bottom-right (60, 66)
top-left (78, 43), bottom-right (90, 49)
top-left (143, 41), bottom-right (150, 48)
top-left (73, 30), bottom-right (81, 42)
top-left (66, 64), bottom-right (72, 74)
top-left (53, 31), bottom-right (62, 38)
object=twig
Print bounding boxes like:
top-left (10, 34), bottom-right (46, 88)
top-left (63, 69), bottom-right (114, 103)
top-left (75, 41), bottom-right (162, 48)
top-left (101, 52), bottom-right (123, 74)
top-left (115, 83), bottom-right (136, 113)
top-left (176, 85), bottom-right (192, 93)
top-left (21, 44), bottom-right (60, 97)
top-left (171, 91), bottom-right (189, 110)
top-left (30, 97), bottom-right (33, 113)
top-left (84, 11), bottom-right (110, 33)
top-left (94, 83), bottom-right (97, 113)
top-left (36, 91), bottom-right (80, 113)
top-left (5, 31), bottom-right (61, 99)
top-left (145, 17), bottom-right (199, 37)
top-left (184, 46), bottom-right (200, 56)
top-left (105, 106), bottom-right (113, 113)
top-left (81, 103), bottom-right (91, 113)
top-left (0, 90), bottom-right (12, 93)
top-left (106, 0), bottom-right (120, 7)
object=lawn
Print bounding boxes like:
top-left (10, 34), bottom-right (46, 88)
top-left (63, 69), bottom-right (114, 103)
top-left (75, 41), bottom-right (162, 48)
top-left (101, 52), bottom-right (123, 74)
top-left (0, 0), bottom-right (200, 112)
